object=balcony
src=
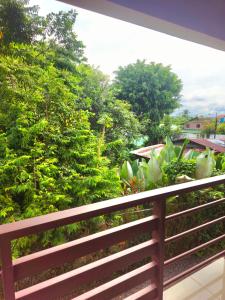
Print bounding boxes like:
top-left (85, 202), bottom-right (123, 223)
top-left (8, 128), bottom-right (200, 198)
top-left (164, 257), bottom-right (225, 300)
top-left (1, 174), bottom-right (225, 300)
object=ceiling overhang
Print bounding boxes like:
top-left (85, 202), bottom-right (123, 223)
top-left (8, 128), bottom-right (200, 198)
top-left (60, 0), bottom-right (225, 51)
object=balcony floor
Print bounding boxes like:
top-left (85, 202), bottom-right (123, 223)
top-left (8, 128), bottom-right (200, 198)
top-left (164, 257), bottom-right (225, 300)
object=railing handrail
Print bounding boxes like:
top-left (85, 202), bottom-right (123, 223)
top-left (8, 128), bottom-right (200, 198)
top-left (1, 174), bottom-right (225, 241)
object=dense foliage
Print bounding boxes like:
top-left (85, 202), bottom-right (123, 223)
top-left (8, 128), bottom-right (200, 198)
top-left (0, 1), bottom-right (125, 254)
top-left (113, 60), bottom-right (182, 143)
top-left (120, 138), bottom-right (216, 193)
top-left (120, 139), bottom-right (225, 258)
top-left (0, 43), bottom-right (123, 254)
top-left (2, 0), bottom-right (224, 268)
top-left (78, 67), bottom-right (142, 164)
top-left (0, 0), bottom-right (41, 45)
top-left (202, 120), bottom-right (225, 137)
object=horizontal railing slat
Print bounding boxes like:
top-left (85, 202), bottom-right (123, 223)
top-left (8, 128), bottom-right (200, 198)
top-left (14, 216), bottom-right (157, 281)
top-left (165, 233), bottom-right (225, 266)
top-left (72, 262), bottom-right (157, 300)
top-left (124, 284), bottom-right (157, 300)
top-left (15, 240), bottom-right (157, 300)
top-left (165, 215), bottom-right (225, 244)
top-left (1, 175), bottom-right (225, 241)
top-left (164, 249), bottom-right (225, 288)
top-left (166, 197), bottom-right (225, 221)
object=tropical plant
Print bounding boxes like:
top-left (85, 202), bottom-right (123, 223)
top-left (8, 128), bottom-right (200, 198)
top-left (195, 148), bottom-right (216, 179)
top-left (120, 138), bottom-right (216, 193)
top-left (158, 114), bottom-right (181, 141)
top-left (120, 139), bottom-right (225, 262)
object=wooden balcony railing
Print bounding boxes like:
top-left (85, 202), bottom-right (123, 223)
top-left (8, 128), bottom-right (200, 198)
top-left (1, 174), bottom-right (225, 300)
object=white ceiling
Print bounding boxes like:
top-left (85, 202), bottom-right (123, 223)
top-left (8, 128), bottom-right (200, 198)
top-left (60, 0), bottom-right (225, 51)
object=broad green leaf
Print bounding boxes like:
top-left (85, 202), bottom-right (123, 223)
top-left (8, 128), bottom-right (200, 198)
top-left (120, 161), bottom-right (133, 181)
top-left (196, 148), bottom-right (216, 179)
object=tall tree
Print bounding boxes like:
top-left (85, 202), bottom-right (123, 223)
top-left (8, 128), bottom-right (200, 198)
top-left (0, 44), bottom-right (121, 253)
top-left (41, 10), bottom-right (85, 66)
top-left (77, 67), bottom-right (142, 163)
top-left (0, 0), bottom-right (85, 67)
top-left (113, 60), bottom-right (182, 142)
top-left (0, 0), bottom-right (41, 45)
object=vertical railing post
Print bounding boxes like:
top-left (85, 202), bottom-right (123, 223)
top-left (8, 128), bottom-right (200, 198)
top-left (152, 197), bottom-right (166, 300)
top-left (0, 239), bottom-right (15, 300)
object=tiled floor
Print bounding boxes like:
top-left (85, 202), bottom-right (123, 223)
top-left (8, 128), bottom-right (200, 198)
top-left (164, 257), bottom-right (225, 300)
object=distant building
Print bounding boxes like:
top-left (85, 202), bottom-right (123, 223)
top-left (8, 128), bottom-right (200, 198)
top-left (217, 114), bottom-right (225, 123)
top-left (174, 138), bottom-right (225, 154)
top-left (184, 115), bottom-right (225, 130)
top-left (184, 117), bottom-right (211, 130)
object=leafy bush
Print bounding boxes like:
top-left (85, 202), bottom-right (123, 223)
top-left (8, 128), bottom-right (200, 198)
top-left (164, 159), bottom-right (196, 184)
top-left (0, 43), bottom-right (121, 256)
top-left (120, 138), bottom-right (225, 258)
top-left (217, 123), bottom-right (225, 134)
top-left (120, 138), bottom-right (216, 192)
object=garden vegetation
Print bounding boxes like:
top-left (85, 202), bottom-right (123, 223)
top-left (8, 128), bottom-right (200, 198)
top-left (1, 0), bottom-right (225, 266)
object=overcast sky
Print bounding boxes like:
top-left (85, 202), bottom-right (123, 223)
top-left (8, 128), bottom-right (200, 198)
top-left (30, 0), bottom-right (225, 115)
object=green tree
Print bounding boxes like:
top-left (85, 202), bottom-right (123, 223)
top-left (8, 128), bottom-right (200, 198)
top-left (159, 114), bottom-right (181, 141)
top-left (113, 60), bottom-right (182, 143)
top-left (217, 123), bottom-right (225, 134)
top-left (0, 43), bottom-right (121, 253)
top-left (182, 109), bottom-right (190, 119)
top-left (0, 0), bottom-right (85, 67)
top-left (0, 0), bottom-right (140, 164)
top-left (102, 99), bottom-right (142, 164)
top-left (0, 0), bottom-right (41, 45)
top-left (105, 100), bottom-right (141, 145)
top-left (40, 9), bottom-right (85, 68)
top-left (77, 67), bottom-right (142, 163)
top-left (201, 121), bottom-right (216, 137)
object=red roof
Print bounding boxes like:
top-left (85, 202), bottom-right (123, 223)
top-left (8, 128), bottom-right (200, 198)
top-left (131, 138), bottom-right (225, 159)
top-left (131, 144), bottom-right (164, 159)
top-left (177, 138), bottom-right (225, 153)
top-left (217, 114), bottom-right (225, 119)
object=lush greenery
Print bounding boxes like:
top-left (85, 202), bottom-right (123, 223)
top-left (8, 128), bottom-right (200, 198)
top-left (1, 0), bottom-right (225, 266)
top-left (120, 139), bottom-right (225, 258)
top-left (0, 0), bottom-right (149, 255)
top-left (120, 138), bottom-right (216, 193)
top-left (113, 60), bottom-right (182, 143)
top-left (0, 0), bottom-right (41, 45)
top-left (0, 42), bottom-right (126, 253)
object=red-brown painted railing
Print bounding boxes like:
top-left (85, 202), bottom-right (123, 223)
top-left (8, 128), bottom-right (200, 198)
top-left (1, 174), bottom-right (225, 300)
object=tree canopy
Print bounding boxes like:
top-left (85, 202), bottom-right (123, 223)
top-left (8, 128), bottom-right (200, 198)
top-left (0, 1), bottom-right (124, 253)
top-left (0, 0), bottom-right (185, 256)
top-left (113, 60), bottom-right (182, 142)
top-left (0, 42), bottom-right (121, 216)
top-left (0, 0), bottom-right (85, 65)
top-left (0, 43), bottom-right (122, 253)
top-left (0, 0), bottom-right (41, 45)
top-left (76, 66), bottom-right (142, 163)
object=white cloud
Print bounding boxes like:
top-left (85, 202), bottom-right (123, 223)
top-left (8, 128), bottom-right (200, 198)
top-left (30, 0), bottom-right (225, 115)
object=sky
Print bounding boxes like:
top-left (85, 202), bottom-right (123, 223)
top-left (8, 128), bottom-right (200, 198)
top-left (30, 0), bottom-right (225, 116)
